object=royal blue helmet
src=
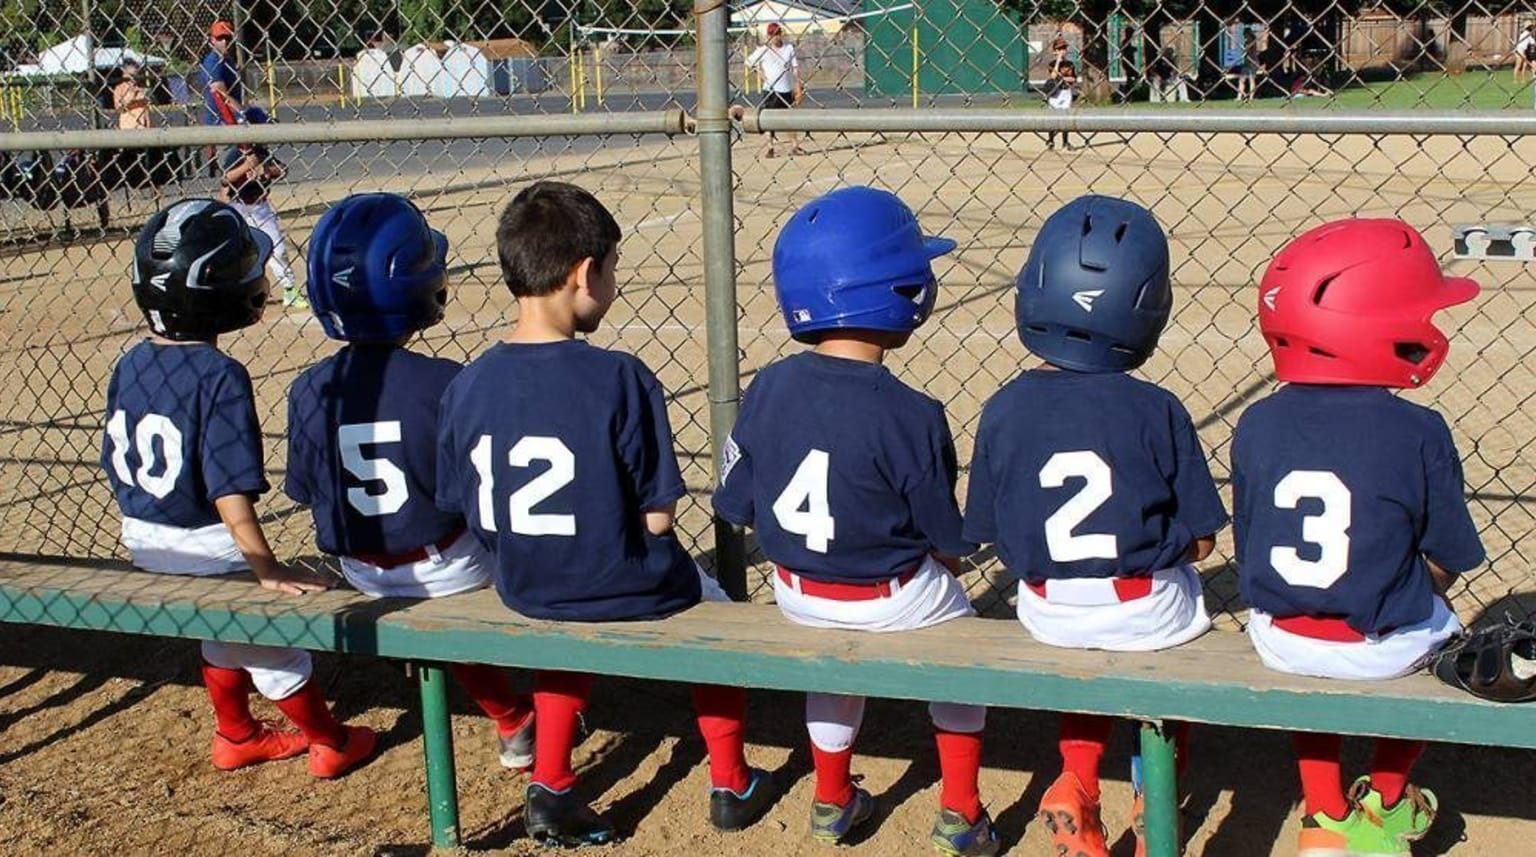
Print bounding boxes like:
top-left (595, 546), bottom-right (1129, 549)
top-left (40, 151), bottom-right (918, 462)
top-left (306, 192), bottom-right (448, 342)
top-left (240, 105), bottom-right (270, 125)
top-left (1014, 195), bottom-right (1171, 373)
top-left (772, 185), bottom-right (956, 342)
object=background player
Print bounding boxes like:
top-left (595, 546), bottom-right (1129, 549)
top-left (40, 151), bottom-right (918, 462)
top-left (104, 198), bottom-right (374, 779)
top-left (285, 192), bottom-right (534, 769)
top-left (963, 196), bottom-right (1228, 857)
top-left (1233, 218), bottom-right (1484, 856)
top-left (713, 186), bottom-right (996, 856)
top-left (434, 181), bottom-right (775, 847)
top-left (221, 107), bottom-right (304, 308)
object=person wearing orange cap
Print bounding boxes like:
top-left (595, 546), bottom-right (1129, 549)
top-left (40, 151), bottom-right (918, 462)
top-left (202, 21), bottom-right (244, 127)
top-left (745, 22), bottom-right (803, 158)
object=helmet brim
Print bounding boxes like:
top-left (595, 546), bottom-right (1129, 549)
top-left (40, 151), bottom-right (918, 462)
top-left (431, 228), bottom-right (449, 267)
top-left (246, 225), bottom-right (274, 274)
top-left (924, 236), bottom-right (957, 259)
top-left (1438, 276), bottom-right (1480, 309)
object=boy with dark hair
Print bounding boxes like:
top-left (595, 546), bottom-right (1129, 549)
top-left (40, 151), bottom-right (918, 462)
top-left (436, 181), bottom-right (775, 847)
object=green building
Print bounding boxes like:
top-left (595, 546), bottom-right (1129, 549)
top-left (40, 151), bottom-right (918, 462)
top-left (863, 0), bottom-right (1026, 98)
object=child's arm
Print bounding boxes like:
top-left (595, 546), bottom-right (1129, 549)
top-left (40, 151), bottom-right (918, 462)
top-left (214, 494), bottom-right (331, 594)
top-left (222, 152), bottom-right (260, 185)
top-left (262, 154), bottom-right (287, 181)
top-left (1425, 556), bottom-right (1456, 597)
top-left (1185, 535), bottom-right (1217, 562)
top-left (644, 502), bottom-right (677, 536)
top-left (931, 553), bottom-right (965, 576)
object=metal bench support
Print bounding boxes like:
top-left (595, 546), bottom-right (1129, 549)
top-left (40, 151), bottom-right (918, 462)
top-left (1139, 719), bottom-right (1179, 857)
top-left (417, 663), bottom-right (461, 849)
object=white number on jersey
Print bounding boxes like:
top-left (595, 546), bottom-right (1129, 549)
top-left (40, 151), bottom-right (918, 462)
top-left (337, 421), bottom-right (408, 517)
top-left (469, 435), bottom-right (577, 536)
top-left (1039, 450), bottom-right (1118, 562)
top-left (1270, 470), bottom-right (1352, 589)
top-left (772, 449), bottom-right (836, 553)
top-left (106, 410), bottom-right (185, 499)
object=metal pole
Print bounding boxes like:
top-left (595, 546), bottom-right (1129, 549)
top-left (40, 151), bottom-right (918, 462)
top-left (1138, 720), bottom-right (1180, 857)
top-left (418, 663), bottom-right (461, 849)
top-left (696, 0), bottom-right (747, 601)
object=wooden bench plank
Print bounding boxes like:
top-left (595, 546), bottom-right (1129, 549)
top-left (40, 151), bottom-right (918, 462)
top-left (3, 559), bottom-right (1533, 749)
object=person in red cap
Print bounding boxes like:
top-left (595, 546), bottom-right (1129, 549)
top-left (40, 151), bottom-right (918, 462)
top-left (746, 22), bottom-right (803, 158)
top-left (202, 21), bottom-right (244, 127)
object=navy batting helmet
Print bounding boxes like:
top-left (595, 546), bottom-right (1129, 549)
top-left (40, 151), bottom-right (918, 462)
top-left (306, 192), bottom-right (448, 341)
top-left (1014, 195), bottom-right (1170, 373)
top-left (132, 198), bottom-right (271, 340)
top-left (772, 185), bottom-right (955, 343)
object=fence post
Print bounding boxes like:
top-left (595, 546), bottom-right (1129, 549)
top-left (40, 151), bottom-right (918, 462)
top-left (696, 0), bottom-right (747, 600)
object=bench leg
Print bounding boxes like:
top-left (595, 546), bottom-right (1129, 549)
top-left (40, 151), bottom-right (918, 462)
top-left (1139, 720), bottom-right (1180, 857)
top-left (418, 663), bottom-right (462, 849)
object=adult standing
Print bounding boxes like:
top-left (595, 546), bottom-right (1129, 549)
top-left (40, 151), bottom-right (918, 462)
top-left (202, 21), bottom-right (244, 125)
top-left (746, 23), bottom-right (803, 159)
top-left (112, 59), bottom-right (151, 130)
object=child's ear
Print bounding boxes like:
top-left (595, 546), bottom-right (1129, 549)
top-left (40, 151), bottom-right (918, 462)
top-left (569, 256), bottom-right (596, 293)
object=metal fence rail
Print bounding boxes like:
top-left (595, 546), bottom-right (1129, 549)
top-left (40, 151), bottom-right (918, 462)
top-left (1, 1), bottom-right (1532, 634)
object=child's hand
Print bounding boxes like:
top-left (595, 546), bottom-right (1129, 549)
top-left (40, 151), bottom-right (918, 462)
top-left (931, 552), bottom-right (965, 576)
top-left (1426, 556), bottom-right (1455, 597)
top-left (255, 563), bottom-right (333, 595)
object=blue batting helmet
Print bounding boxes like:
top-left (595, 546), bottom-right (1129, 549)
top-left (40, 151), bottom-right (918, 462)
top-left (306, 192), bottom-right (448, 341)
top-left (772, 186), bottom-right (956, 342)
top-left (1014, 195), bottom-right (1171, 373)
top-left (240, 106), bottom-right (270, 125)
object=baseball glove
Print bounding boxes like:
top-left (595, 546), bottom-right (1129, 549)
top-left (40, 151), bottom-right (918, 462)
top-left (1430, 615), bottom-right (1536, 703)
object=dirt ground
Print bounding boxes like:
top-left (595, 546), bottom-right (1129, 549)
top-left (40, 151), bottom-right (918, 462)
top-left (2, 126), bottom-right (1534, 853)
top-left (2, 622), bottom-right (1534, 856)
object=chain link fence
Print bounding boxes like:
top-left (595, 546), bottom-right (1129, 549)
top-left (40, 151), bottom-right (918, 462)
top-left (0, 0), bottom-right (1532, 631)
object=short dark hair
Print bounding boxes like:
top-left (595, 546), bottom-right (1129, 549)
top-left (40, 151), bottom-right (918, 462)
top-left (496, 181), bottom-right (622, 297)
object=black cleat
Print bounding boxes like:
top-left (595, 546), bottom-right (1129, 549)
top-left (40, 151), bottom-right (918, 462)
top-left (710, 768), bottom-right (778, 832)
top-left (525, 783), bottom-right (618, 848)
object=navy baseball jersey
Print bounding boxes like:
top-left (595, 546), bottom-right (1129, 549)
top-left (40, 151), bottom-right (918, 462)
top-left (712, 352), bottom-right (974, 583)
top-left (1232, 385), bottom-right (1484, 634)
top-left (102, 340), bottom-right (268, 528)
top-left (964, 370), bottom-right (1228, 582)
top-left (436, 340), bottom-right (700, 621)
top-left (286, 344), bottom-right (465, 557)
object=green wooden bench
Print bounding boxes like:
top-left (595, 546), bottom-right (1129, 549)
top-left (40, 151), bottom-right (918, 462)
top-left (2, 558), bottom-right (1532, 856)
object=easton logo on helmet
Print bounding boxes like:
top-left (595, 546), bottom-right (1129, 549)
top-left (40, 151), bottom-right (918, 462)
top-left (1071, 289), bottom-right (1104, 312)
top-left (333, 266), bottom-right (354, 290)
top-left (1263, 286), bottom-right (1281, 311)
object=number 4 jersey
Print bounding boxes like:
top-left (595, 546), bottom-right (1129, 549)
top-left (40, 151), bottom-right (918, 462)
top-left (436, 340), bottom-right (701, 621)
top-left (102, 341), bottom-right (268, 573)
top-left (1232, 385), bottom-right (1484, 636)
top-left (711, 352), bottom-right (975, 582)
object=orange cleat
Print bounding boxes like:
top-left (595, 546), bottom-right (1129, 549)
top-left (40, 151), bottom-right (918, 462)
top-left (307, 725), bottom-right (377, 779)
top-left (1038, 772), bottom-right (1110, 857)
top-left (211, 722), bottom-right (309, 771)
top-left (1133, 792), bottom-right (1146, 857)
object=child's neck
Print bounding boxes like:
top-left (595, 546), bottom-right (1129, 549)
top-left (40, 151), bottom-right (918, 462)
top-left (814, 338), bottom-right (886, 365)
top-left (505, 296), bottom-right (577, 343)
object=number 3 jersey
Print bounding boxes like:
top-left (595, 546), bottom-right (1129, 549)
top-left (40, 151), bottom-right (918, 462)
top-left (285, 344), bottom-right (464, 557)
top-left (963, 370), bottom-right (1228, 582)
top-left (1232, 385), bottom-right (1484, 635)
top-left (436, 340), bottom-right (701, 621)
top-left (711, 352), bottom-right (975, 583)
top-left (102, 340), bottom-right (269, 528)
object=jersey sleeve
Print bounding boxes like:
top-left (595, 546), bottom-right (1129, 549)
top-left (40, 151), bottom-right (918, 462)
top-left (711, 386), bottom-right (755, 526)
top-left (1169, 399), bottom-right (1229, 538)
top-left (434, 383), bottom-right (464, 516)
top-left (281, 380), bottom-right (312, 505)
top-left (905, 405), bottom-right (974, 557)
top-left (961, 403), bottom-right (999, 546)
top-left (200, 362), bottom-right (269, 501)
top-left (1420, 414), bottom-right (1485, 574)
top-left (617, 361), bottom-right (687, 511)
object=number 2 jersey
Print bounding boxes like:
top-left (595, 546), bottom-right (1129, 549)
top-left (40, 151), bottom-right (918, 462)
top-left (285, 344), bottom-right (465, 558)
top-left (711, 352), bottom-right (975, 582)
top-left (435, 340), bottom-right (701, 621)
top-left (1232, 385), bottom-right (1484, 635)
top-left (964, 369), bottom-right (1228, 582)
top-left (102, 340), bottom-right (268, 529)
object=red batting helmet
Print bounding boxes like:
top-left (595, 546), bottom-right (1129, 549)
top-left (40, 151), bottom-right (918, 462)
top-left (1257, 218), bottom-right (1478, 388)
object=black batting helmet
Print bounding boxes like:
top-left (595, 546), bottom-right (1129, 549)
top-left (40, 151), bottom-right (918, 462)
top-left (132, 199), bottom-right (271, 340)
